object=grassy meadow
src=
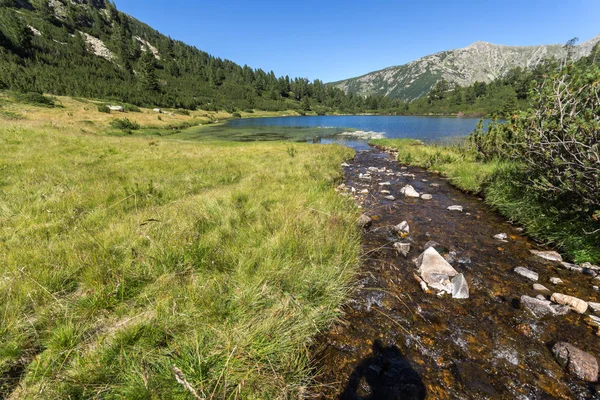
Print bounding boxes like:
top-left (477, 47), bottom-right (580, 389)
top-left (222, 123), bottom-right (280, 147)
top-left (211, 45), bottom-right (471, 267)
top-left (371, 138), bottom-right (600, 264)
top-left (0, 93), bottom-right (360, 398)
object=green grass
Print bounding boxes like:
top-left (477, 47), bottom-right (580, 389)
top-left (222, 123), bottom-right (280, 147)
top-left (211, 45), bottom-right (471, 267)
top-left (371, 139), bottom-right (600, 264)
top-left (0, 115), bottom-right (360, 398)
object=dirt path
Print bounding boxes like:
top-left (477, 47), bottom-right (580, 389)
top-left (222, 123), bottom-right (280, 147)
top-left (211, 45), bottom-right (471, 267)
top-left (312, 148), bottom-right (600, 399)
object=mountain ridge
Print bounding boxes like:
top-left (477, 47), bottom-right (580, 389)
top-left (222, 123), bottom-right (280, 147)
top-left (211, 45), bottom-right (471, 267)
top-left (329, 35), bottom-right (600, 101)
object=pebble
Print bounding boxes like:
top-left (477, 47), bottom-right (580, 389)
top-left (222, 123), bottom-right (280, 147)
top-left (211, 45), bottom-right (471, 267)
top-left (430, 183), bottom-right (440, 188)
top-left (514, 267), bottom-right (539, 281)
top-left (359, 189), bottom-right (369, 194)
top-left (533, 284), bottom-right (551, 293)
top-left (553, 342), bottom-right (599, 382)
top-left (421, 194), bottom-right (433, 200)
top-left (378, 181), bottom-right (391, 186)
top-left (380, 190), bottom-right (391, 194)
top-left (341, 162), bottom-right (350, 167)
top-left (384, 195), bottom-right (396, 201)
top-left (448, 205), bottom-right (463, 212)
top-left (551, 293), bottom-right (588, 314)
top-left (494, 233), bottom-right (508, 240)
top-left (549, 277), bottom-right (564, 285)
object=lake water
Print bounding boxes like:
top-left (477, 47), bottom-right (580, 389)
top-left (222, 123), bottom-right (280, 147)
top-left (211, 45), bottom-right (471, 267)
top-left (229, 115), bottom-right (491, 150)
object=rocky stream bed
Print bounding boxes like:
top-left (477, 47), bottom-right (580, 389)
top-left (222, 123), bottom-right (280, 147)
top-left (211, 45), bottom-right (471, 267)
top-left (311, 148), bottom-right (600, 400)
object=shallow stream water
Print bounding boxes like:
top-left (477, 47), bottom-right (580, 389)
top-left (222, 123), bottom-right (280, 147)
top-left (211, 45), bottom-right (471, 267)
top-left (311, 149), bottom-right (600, 399)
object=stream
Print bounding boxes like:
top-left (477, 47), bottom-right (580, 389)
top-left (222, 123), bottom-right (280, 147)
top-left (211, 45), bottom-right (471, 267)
top-left (311, 148), bottom-right (600, 399)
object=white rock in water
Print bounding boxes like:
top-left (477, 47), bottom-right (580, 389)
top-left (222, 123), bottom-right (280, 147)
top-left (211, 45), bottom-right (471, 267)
top-left (549, 277), bottom-right (564, 285)
top-left (393, 221), bottom-right (409, 235)
top-left (359, 173), bottom-right (372, 181)
top-left (359, 189), bottom-right (369, 194)
top-left (452, 273), bottom-right (470, 299)
top-left (514, 267), bottom-right (539, 281)
top-left (561, 262), bottom-right (584, 273)
top-left (400, 185), bottom-right (420, 198)
top-left (421, 194), bottom-right (433, 200)
top-left (368, 167), bottom-right (379, 172)
top-left (521, 295), bottom-right (570, 318)
top-left (393, 242), bottom-right (411, 257)
top-left (430, 183), bottom-right (440, 188)
top-left (415, 247), bottom-right (458, 291)
top-left (494, 233), bottom-right (508, 240)
top-left (378, 181), bottom-right (391, 186)
top-left (533, 284), bottom-right (551, 293)
top-left (380, 190), bottom-right (391, 194)
top-left (448, 205), bottom-right (463, 212)
top-left (531, 250), bottom-right (563, 262)
top-left (384, 196), bottom-right (396, 201)
top-left (551, 293), bottom-right (588, 314)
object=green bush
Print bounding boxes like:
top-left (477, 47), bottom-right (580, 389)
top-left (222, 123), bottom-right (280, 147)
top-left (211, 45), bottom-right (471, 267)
top-left (17, 92), bottom-right (55, 107)
top-left (174, 109), bottom-right (190, 116)
top-left (110, 118), bottom-right (140, 131)
top-left (97, 104), bottom-right (110, 113)
top-left (123, 104), bottom-right (141, 113)
top-left (232, 112), bottom-right (241, 119)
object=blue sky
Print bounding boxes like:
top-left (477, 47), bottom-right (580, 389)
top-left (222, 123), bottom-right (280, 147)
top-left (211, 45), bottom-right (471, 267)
top-left (113, 0), bottom-right (600, 83)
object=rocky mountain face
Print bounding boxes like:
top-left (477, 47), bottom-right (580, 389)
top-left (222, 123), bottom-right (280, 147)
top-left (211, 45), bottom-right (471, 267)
top-left (329, 36), bottom-right (600, 101)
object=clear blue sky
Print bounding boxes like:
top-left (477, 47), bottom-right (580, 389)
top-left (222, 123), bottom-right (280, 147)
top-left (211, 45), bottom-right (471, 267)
top-left (113, 0), bottom-right (600, 83)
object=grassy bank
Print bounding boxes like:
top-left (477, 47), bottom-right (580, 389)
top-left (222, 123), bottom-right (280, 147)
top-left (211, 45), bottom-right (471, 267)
top-left (371, 139), bottom-right (600, 264)
top-left (0, 97), bottom-right (360, 398)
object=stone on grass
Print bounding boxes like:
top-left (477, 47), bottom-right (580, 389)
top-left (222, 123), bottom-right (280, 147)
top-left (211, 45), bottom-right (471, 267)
top-left (531, 250), bottom-right (563, 262)
top-left (415, 247), bottom-right (458, 292)
top-left (552, 342), bottom-right (598, 382)
top-left (448, 205), bottom-right (463, 212)
top-left (400, 185), bottom-right (420, 198)
top-left (514, 267), bottom-right (539, 281)
top-left (551, 293), bottom-right (588, 314)
top-left (393, 242), bottom-right (411, 257)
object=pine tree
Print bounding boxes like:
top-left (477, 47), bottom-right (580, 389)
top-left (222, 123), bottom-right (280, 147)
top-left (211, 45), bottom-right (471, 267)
top-left (139, 51), bottom-right (159, 92)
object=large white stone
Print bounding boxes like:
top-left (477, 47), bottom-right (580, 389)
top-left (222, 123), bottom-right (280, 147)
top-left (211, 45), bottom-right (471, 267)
top-left (531, 250), bottom-right (563, 262)
top-left (551, 293), bottom-right (588, 314)
top-left (415, 247), bottom-right (458, 291)
top-left (400, 185), bottom-right (420, 198)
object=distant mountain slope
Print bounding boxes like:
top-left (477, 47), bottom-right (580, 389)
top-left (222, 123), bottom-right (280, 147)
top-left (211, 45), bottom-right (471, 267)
top-left (329, 36), bottom-right (600, 101)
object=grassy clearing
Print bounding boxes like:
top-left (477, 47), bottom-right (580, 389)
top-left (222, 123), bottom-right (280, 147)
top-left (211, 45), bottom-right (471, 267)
top-left (371, 139), bottom-right (600, 264)
top-left (0, 96), bottom-right (360, 398)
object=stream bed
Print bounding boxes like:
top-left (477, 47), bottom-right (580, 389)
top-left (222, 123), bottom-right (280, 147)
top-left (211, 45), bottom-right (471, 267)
top-left (312, 148), bottom-right (600, 399)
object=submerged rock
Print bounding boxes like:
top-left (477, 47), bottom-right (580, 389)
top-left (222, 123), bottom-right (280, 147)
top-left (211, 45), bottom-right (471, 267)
top-left (552, 342), bottom-right (599, 382)
top-left (415, 247), bottom-right (458, 292)
top-left (494, 233), bottom-right (508, 240)
top-left (549, 277), bottom-right (564, 285)
top-left (393, 221), bottom-right (410, 237)
top-left (589, 302), bottom-right (600, 315)
top-left (531, 250), bottom-right (563, 262)
top-left (393, 242), bottom-right (411, 257)
top-left (452, 273), bottom-right (470, 299)
top-left (520, 295), bottom-right (570, 318)
top-left (448, 205), bottom-right (463, 212)
top-left (514, 267), bottom-right (539, 281)
top-left (561, 262), bottom-right (584, 273)
top-left (551, 293), bottom-right (588, 314)
top-left (400, 185), bottom-right (420, 198)
top-left (421, 194), bottom-right (433, 200)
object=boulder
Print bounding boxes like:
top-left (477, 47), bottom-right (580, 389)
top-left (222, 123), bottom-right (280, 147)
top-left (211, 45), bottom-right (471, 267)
top-left (514, 267), bottom-right (539, 281)
top-left (551, 293), bottom-right (588, 314)
top-left (415, 247), bottom-right (458, 292)
top-left (108, 105), bottom-right (124, 112)
top-left (520, 295), bottom-right (570, 318)
top-left (447, 205), bottom-right (463, 212)
top-left (400, 185), bottom-right (420, 198)
top-left (552, 342), bottom-right (598, 382)
top-left (421, 194), bottom-right (433, 200)
top-left (153, 108), bottom-right (162, 113)
top-left (531, 250), bottom-right (563, 262)
top-left (452, 274), bottom-right (470, 299)
top-left (393, 242), bottom-right (411, 257)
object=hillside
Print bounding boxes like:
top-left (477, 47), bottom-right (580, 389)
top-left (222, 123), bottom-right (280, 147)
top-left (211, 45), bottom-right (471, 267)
top-left (329, 35), bottom-right (600, 101)
top-left (0, 0), bottom-right (398, 112)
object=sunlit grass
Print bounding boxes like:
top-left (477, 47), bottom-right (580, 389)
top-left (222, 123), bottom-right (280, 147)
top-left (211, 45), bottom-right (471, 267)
top-left (0, 97), bottom-right (360, 398)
